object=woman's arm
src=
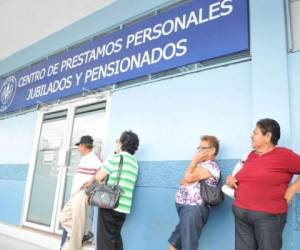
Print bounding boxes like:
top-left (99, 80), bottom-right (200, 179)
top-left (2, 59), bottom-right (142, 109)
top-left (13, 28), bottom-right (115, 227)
top-left (185, 150), bottom-right (209, 174)
top-left (182, 166), bottom-right (211, 184)
top-left (95, 169), bottom-right (108, 183)
top-left (181, 150), bottom-right (210, 185)
top-left (284, 175), bottom-right (300, 203)
top-left (226, 175), bottom-right (238, 189)
top-left (81, 176), bottom-right (96, 189)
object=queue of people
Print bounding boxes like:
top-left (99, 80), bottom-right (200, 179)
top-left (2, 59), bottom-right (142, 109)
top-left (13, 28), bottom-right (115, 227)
top-left (60, 130), bottom-right (139, 250)
top-left (59, 118), bottom-right (300, 250)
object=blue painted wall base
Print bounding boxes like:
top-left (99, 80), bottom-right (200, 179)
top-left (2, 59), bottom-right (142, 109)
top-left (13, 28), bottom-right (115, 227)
top-left (0, 161), bottom-right (299, 249)
top-left (0, 164), bottom-right (28, 225)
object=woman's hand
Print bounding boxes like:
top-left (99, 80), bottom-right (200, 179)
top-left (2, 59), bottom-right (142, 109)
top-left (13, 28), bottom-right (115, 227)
top-left (226, 175), bottom-right (238, 189)
top-left (81, 180), bottom-right (95, 190)
top-left (192, 150), bottom-right (209, 164)
top-left (80, 181), bottom-right (90, 190)
top-left (284, 185), bottom-right (298, 204)
top-left (285, 176), bottom-right (300, 204)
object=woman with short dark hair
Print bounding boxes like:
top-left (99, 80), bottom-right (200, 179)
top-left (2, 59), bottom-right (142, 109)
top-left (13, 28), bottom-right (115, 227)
top-left (92, 130), bottom-right (139, 250)
top-left (227, 118), bottom-right (300, 250)
top-left (118, 130), bottom-right (139, 155)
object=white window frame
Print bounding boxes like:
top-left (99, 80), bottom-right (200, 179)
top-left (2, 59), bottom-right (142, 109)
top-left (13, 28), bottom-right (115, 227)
top-left (286, 0), bottom-right (300, 52)
top-left (21, 91), bottom-right (112, 233)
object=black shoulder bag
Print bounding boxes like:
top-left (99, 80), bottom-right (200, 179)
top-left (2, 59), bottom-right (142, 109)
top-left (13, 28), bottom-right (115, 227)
top-left (86, 155), bottom-right (124, 209)
top-left (200, 174), bottom-right (224, 206)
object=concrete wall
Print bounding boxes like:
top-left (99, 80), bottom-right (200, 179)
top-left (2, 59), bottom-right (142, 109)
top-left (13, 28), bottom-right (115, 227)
top-left (288, 51), bottom-right (300, 249)
top-left (107, 62), bottom-right (252, 160)
top-left (0, 165), bottom-right (28, 225)
top-left (289, 51), bottom-right (300, 152)
top-left (0, 112), bottom-right (37, 164)
top-left (0, 112), bottom-right (36, 225)
top-left (106, 61), bottom-right (249, 249)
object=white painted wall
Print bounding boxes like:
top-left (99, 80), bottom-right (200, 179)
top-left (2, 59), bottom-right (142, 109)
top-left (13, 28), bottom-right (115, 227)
top-left (0, 0), bottom-right (114, 60)
top-left (0, 111), bottom-right (37, 164)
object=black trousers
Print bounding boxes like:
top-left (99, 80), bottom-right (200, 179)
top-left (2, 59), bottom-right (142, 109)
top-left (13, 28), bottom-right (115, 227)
top-left (97, 208), bottom-right (126, 250)
top-left (232, 206), bottom-right (287, 250)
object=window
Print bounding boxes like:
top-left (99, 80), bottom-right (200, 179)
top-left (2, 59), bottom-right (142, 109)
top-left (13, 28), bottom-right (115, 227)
top-left (288, 0), bottom-right (300, 51)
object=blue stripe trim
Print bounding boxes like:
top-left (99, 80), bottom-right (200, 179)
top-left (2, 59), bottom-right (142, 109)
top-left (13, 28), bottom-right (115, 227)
top-left (136, 159), bottom-right (237, 188)
top-left (0, 160), bottom-right (237, 186)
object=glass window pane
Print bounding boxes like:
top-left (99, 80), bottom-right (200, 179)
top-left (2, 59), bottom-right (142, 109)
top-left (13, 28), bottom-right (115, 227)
top-left (61, 105), bottom-right (106, 209)
top-left (38, 119), bottom-right (66, 150)
top-left (27, 115), bottom-right (67, 226)
top-left (290, 0), bottom-right (300, 50)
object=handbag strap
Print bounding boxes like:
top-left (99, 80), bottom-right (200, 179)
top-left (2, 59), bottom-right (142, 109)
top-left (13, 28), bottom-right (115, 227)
top-left (200, 172), bottom-right (222, 186)
top-left (115, 154), bottom-right (124, 187)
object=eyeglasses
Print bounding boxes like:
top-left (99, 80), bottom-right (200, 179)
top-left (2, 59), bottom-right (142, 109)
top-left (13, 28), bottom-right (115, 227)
top-left (197, 146), bottom-right (212, 151)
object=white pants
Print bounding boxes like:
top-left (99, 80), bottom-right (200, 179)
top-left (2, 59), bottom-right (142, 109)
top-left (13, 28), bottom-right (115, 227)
top-left (59, 190), bottom-right (89, 250)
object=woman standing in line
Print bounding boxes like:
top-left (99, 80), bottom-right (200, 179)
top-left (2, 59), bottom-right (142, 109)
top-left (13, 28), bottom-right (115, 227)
top-left (169, 135), bottom-right (221, 250)
top-left (227, 118), bottom-right (300, 250)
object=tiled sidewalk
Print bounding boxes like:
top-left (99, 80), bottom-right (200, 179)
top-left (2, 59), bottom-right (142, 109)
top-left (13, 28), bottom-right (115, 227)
top-left (0, 234), bottom-right (49, 250)
top-left (0, 223), bottom-right (94, 250)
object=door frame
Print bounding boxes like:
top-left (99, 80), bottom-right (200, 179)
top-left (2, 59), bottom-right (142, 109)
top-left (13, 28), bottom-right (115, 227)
top-left (21, 92), bottom-right (112, 233)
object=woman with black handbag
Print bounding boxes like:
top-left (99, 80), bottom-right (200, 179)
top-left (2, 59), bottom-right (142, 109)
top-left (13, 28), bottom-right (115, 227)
top-left (92, 130), bottom-right (139, 250)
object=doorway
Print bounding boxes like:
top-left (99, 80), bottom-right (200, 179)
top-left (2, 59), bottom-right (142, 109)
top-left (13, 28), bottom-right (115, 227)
top-left (22, 97), bottom-right (110, 233)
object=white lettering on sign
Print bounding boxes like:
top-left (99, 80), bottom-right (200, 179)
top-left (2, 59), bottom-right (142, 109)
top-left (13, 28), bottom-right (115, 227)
top-left (4, 0), bottom-right (242, 108)
top-left (84, 38), bottom-right (188, 83)
top-left (126, 0), bottom-right (233, 49)
top-left (26, 76), bottom-right (73, 100)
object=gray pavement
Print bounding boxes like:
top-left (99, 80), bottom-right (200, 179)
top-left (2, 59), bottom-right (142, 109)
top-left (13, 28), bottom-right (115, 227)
top-left (0, 234), bottom-right (49, 250)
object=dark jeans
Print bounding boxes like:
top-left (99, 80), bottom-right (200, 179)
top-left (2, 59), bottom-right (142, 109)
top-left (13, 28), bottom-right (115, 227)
top-left (97, 208), bottom-right (126, 250)
top-left (232, 206), bottom-right (287, 250)
top-left (169, 203), bottom-right (209, 250)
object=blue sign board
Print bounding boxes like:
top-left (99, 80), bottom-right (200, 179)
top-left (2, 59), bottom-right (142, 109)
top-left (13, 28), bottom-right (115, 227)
top-left (0, 0), bottom-right (249, 114)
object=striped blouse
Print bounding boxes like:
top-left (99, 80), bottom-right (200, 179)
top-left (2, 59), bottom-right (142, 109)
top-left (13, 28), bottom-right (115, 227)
top-left (102, 152), bottom-right (139, 214)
